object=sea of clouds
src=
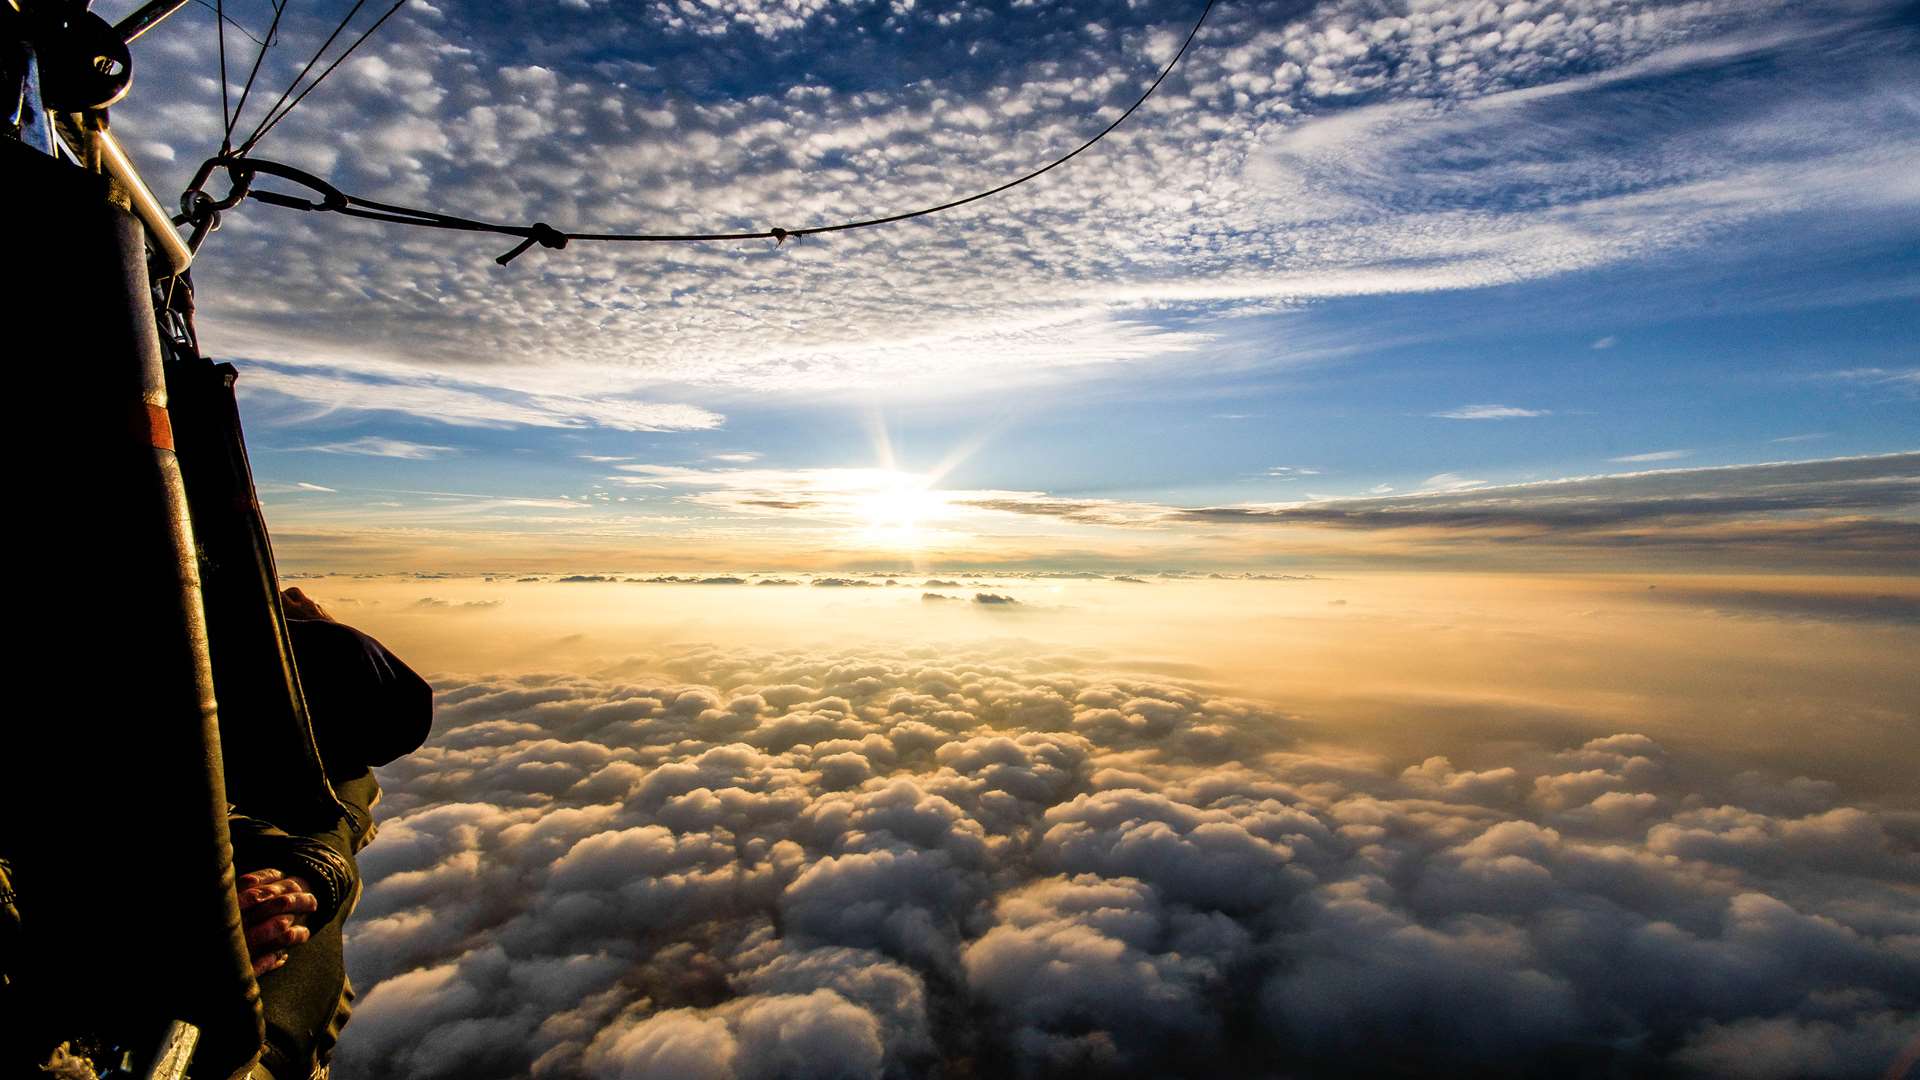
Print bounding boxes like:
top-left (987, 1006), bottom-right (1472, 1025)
top-left (337, 645), bottom-right (1919, 1078)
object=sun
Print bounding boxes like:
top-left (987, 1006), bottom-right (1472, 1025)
top-left (854, 476), bottom-right (950, 547)
top-left (849, 414), bottom-right (989, 554)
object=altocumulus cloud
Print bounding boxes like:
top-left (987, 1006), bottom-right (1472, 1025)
top-left (339, 647), bottom-right (1920, 1078)
top-left (114, 0), bottom-right (1920, 406)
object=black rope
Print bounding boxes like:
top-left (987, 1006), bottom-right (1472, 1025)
top-left (215, 0), bottom-right (230, 133)
top-left (224, 0), bottom-right (292, 153)
top-left (229, 0), bottom-right (1218, 265)
top-left (194, 0), bottom-right (272, 47)
top-left (239, 0), bottom-right (408, 157)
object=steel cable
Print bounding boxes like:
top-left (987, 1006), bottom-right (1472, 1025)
top-left (228, 0), bottom-right (1219, 265)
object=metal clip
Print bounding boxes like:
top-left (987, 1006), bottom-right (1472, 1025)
top-left (226, 158), bottom-right (350, 213)
top-left (178, 155), bottom-right (256, 221)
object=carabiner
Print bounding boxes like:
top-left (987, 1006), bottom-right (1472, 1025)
top-left (229, 158), bottom-right (349, 214)
top-left (176, 154), bottom-right (255, 225)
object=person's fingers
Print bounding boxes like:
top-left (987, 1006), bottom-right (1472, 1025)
top-left (245, 879), bottom-right (297, 901)
top-left (245, 914), bottom-right (290, 950)
top-left (281, 587), bottom-right (333, 622)
top-left (242, 897), bottom-right (299, 923)
top-left (237, 868), bottom-right (285, 893)
top-left (249, 891), bottom-right (321, 918)
top-left (239, 874), bottom-right (315, 911)
top-left (246, 914), bottom-right (311, 952)
top-left (243, 905), bottom-right (294, 928)
top-left (240, 883), bottom-right (288, 910)
top-left (238, 868), bottom-right (317, 973)
top-left (238, 873), bottom-right (283, 911)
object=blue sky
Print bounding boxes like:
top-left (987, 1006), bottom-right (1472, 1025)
top-left (108, 0), bottom-right (1918, 570)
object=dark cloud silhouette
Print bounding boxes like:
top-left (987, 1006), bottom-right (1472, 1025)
top-left (954, 455), bottom-right (1920, 567)
top-left (1183, 454), bottom-right (1920, 530)
top-left (1643, 587), bottom-right (1920, 626)
top-left (340, 650), bottom-right (1920, 1079)
top-left (413, 597), bottom-right (505, 610)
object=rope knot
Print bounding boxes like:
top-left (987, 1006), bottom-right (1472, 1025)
top-left (496, 223), bottom-right (570, 265)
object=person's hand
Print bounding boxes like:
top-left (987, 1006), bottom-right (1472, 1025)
top-left (281, 587), bottom-right (334, 623)
top-left (238, 868), bottom-right (318, 976)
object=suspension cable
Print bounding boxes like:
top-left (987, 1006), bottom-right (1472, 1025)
top-left (219, 0), bottom-right (1219, 265)
top-left (194, 0), bottom-right (274, 47)
top-left (223, 0), bottom-right (291, 153)
top-left (238, 0), bottom-right (407, 156)
top-left (215, 0), bottom-right (229, 133)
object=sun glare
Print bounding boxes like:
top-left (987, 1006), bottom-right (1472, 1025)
top-left (853, 476), bottom-right (950, 547)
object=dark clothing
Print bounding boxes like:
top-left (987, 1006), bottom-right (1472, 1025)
top-left (255, 883), bottom-right (357, 1080)
top-left (288, 617), bottom-right (434, 775)
top-left (235, 790), bottom-right (365, 1080)
top-left (285, 615), bottom-right (433, 855)
top-left (235, 618), bottom-right (431, 1079)
top-left (229, 809), bottom-right (357, 928)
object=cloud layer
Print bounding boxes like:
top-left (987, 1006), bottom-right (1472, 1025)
top-left (338, 646), bottom-right (1919, 1078)
top-left (943, 452), bottom-right (1920, 568)
top-left (115, 0), bottom-right (1920, 418)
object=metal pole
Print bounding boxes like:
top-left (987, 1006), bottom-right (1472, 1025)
top-left (114, 0), bottom-right (192, 44)
top-left (144, 1021), bottom-right (200, 1080)
top-left (98, 125), bottom-right (194, 276)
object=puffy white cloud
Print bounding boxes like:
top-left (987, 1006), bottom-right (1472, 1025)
top-left (964, 874), bottom-right (1236, 1069)
top-left (333, 647), bottom-right (1920, 1077)
top-left (1673, 1010), bottom-right (1920, 1080)
top-left (584, 1008), bottom-right (738, 1080)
